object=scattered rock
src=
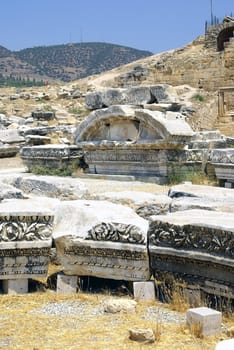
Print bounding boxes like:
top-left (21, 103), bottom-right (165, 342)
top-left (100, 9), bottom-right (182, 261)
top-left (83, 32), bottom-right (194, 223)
top-left (102, 298), bottom-right (137, 314)
top-left (129, 328), bottom-right (155, 343)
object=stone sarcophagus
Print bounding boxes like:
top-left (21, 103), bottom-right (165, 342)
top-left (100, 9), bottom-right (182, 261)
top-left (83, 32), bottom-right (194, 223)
top-left (0, 200), bottom-right (54, 292)
top-left (53, 200), bottom-right (150, 281)
top-left (149, 210), bottom-right (234, 297)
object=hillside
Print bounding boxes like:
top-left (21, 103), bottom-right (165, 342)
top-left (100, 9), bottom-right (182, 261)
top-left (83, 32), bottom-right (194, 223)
top-left (15, 42), bottom-right (152, 82)
top-left (0, 42), bottom-right (152, 85)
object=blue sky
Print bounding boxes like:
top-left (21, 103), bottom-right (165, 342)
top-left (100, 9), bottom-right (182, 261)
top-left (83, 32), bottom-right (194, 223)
top-left (0, 0), bottom-right (233, 53)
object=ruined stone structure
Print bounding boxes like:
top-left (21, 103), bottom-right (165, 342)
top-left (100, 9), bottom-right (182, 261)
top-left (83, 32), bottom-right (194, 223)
top-left (116, 17), bottom-right (234, 92)
top-left (74, 105), bottom-right (196, 182)
top-left (20, 144), bottom-right (83, 172)
top-left (149, 209), bottom-right (234, 298)
top-left (0, 200), bottom-right (54, 294)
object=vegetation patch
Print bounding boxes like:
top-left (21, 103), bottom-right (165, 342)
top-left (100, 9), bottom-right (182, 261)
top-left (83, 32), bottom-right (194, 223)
top-left (167, 167), bottom-right (215, 185)
top-left (192, 93), bottom-right (205, 102)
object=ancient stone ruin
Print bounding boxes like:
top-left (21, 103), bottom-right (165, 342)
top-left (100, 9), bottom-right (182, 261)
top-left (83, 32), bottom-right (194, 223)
top-left (0, 199), bottom-right (54, 294)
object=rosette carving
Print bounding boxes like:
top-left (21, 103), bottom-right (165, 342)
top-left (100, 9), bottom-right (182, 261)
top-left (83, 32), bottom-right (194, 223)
top-left (0, 215), bottom-right (53, 241)
top-left (86, 222), bottom-right (145, 244)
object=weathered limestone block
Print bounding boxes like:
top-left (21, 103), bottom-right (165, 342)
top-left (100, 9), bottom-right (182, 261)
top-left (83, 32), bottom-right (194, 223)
top-left (0, 129), bottom-right (25, 144)
top-left (186, 307), bottom-right (222, 336)
top-left (32, 110), bottom-right (55, 121)
top-left (0, 144), bottom-right (19, 158)
top-left (20, 144), bottom-right (83, 172)
top-left (6, 175), bottom-right (88, 200)
top-left (150, 84), bottom-right (177, 103)
top-left (210, 149), bottom-right (234, 184)
top-left (170, 196), bottom-right (234, 213)
top-left (149, 210), bottom-right (234, 294)
top-left (3, 279), bottom-right (28, 294)
top-left (85, 85), bottom-right (178, 110)
top-left (133, 281), bottom-right (156, 301)
top-left (53, 200), bottom-right (150, 281)
top-left (56, 272), bottom-right (78, 294)
top-left (94, 191), bottom-right (171, 219)
top-left (0, 199), bottom-right (54, 281)
top-left (0, 182), bottom-right (26, 200)
top-left (168, 183), bottom-right (234, 200)
top-left (25, 135), bottom-right (51, 146)
top-left (169, 183), bottom-right (234, 213)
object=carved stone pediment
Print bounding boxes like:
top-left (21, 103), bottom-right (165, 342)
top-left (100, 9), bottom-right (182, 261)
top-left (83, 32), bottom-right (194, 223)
top-left (75, 105), bottom-right (194, 145)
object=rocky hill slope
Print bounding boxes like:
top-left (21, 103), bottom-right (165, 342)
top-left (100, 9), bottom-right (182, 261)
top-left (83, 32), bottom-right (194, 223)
top-left (0, 22), bottom-right (233, 138)
top-left (0, 43), bottom-right (152, 84)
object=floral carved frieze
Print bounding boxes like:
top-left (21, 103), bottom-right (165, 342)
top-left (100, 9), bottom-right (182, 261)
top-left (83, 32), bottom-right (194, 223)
top-left (86, 222), bottom-right (146, 244)
top-left (20, 146), bottom-right (82, 159)
top-left (149, 222), bottom-right (234, 258)
top-left (0, 215), bottom-right (54, 242)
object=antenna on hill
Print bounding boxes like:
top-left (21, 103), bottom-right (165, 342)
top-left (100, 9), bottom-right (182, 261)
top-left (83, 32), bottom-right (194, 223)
top-left (210, 0), bottom-right (214, 25)
top-left (80, 27), bottom-right (83, 43)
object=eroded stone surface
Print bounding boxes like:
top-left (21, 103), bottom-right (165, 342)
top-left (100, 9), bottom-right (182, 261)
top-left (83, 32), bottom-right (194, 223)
top-left (168, 183), bottom-right (234, 200)
top-left (149, 209), bottom-right (234, 290)
top-left (0, 181), bottom-right (26, 200)
top-left (170, 196), bottom-right (234, 213)
top-left (4, 175), bottom-right (88, 200)
top-left (93, 191), bottom-right (171, 219)
top-left (85, 85), bottom-right (178, 110)
top-left (0, 199), bottom-right (54, 280)
top-left (53, 200), bottom-right (150, 281)
top-left (103, 298), bottom-right (137, 313)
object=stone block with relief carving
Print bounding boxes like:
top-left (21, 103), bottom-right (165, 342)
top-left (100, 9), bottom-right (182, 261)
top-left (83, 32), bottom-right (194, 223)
top-left (0, 199), bottom-right (54, 283)
top-left (53, 200), bottom-right (150, 281)
top-left (149, 209), bottom-right (234, 296)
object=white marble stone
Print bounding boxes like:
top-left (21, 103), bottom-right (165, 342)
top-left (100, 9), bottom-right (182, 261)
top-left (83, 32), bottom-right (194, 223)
top-left (53, 200), bottom-right (150, 281)
top-left (3, 278), bottom-right (28, 294)
top-left (133, 281), bottom-right (155, 301)
top-left (186, 307), bottom-right (222, 336)
top-left (56, 273), bottom-right (78, 294)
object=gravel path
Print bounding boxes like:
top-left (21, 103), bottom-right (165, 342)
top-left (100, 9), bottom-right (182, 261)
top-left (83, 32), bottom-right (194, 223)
top-left (32, 299), bottom-right (185, 325)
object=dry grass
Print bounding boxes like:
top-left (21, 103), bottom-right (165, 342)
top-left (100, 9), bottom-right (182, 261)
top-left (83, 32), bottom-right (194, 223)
top-left (0, 277), bottom-right (233, 350)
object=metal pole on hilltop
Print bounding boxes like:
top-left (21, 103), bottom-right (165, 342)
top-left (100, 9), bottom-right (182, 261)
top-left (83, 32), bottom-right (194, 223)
top-left (210, 0), bottom-right (214, 25)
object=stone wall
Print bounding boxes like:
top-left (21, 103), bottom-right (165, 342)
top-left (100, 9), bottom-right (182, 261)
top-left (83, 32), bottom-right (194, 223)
top-left (115, 20), bottom-right (234, 92)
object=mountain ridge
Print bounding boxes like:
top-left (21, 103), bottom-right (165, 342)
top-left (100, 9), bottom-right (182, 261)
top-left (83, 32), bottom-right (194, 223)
top-left (0, 42), bottom-right (153, 84)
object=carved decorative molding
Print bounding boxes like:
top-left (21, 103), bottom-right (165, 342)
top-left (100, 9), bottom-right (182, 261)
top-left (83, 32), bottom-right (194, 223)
top-left (86, 222), bottom-right (145, 244)
top-left (64, 246), bottom-right (146, 260)
top-left (20, 146), bottom-right (82, 159)
top-left (149, 222), bottom-right (234, 258)
top-left (0, 215), bottom-right (53, 242)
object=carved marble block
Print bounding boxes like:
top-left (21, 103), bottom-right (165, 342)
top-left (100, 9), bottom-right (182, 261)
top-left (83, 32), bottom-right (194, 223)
top-left (210, 149), bottom-right (234, 186)
top-left (20, 144), bottom-right (83, 172)
top-left (149, 210), bottom-right (234, 295)
top-left (53, 200), bottom-right (150, 281)
top-left (0, 200), bottom-right (54, 280)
